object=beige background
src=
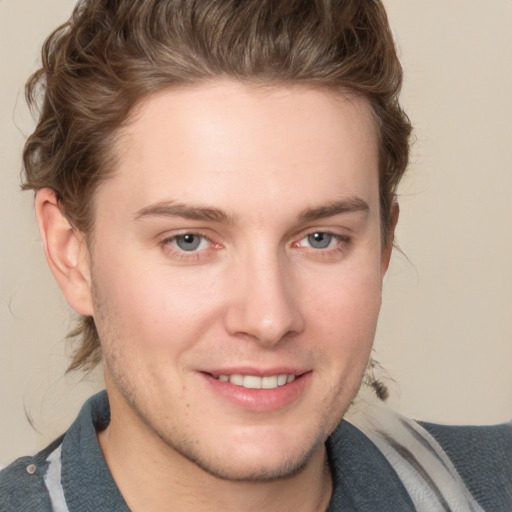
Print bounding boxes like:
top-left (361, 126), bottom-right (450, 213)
top-left (1, 0), bottom-right (511, 466)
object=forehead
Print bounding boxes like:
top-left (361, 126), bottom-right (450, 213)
top-left (99, 81), bottom-right (379, 220)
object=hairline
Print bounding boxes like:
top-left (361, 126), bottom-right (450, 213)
top-left (80, 79), bottom-right (389, 249)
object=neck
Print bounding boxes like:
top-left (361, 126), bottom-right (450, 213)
top-left (97, 391), bottom-right (332, 512)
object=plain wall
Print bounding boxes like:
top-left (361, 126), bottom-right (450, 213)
top-left (1, 0), bottom-right (511, 466)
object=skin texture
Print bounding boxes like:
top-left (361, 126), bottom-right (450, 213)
top-left (36, 81), bottom-right (395, 512)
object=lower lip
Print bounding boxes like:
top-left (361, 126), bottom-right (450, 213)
top-left (202, 372), bottom-right (312, 412)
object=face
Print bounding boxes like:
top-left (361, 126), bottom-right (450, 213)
top-left (88, 81), bottom-right (389, 480)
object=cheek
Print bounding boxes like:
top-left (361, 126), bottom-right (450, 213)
top-left (304, 256), bottom-right (383, 365)
top-left (92, 252), bottom-right (226, 350)
top-left (306, 255), bottom-right (382, 328)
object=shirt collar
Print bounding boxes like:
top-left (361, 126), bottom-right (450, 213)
top-left (59, 390), bottom-right (414, 511)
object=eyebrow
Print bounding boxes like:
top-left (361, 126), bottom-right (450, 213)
top-left (134, 201), bottom-right (234, 223)
top-left (298, 197), bottom-right (370, 222)
top-left (134, 196), bottom-right (369, 224)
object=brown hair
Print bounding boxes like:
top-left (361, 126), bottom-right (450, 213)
top-left (23, 0), bottom-right (412, 373)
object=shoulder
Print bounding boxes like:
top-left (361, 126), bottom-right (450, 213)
top-left (421, 420), bottom-right (512, 511)
top-left (0, 436), bottom-right (63, 512)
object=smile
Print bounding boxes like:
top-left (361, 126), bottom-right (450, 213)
top-left (214, 374), bottom-right (296, 389)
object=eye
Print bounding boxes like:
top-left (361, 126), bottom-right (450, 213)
top-left (159, 231), bottom-right (221, 263)
top-left (293, 230), bottom-right (351, 258)
top-left (306, 232), bottom-right (335, 249)
top-left (171, 233), bottom-right (210, 252)
top-left (297, 232), bottom-right (339, 249)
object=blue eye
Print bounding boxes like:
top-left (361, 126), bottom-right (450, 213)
top-left (174, 234), bottom-right (204, 251)
top-left (306, 232), bottom-right (334, 249)
top-left (161, 232), bottom-right (221, 261)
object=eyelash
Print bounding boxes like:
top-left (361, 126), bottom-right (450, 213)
top-left (160, 232), bottom-right (219, 261)
top-left (293, 231), bottom-right (351, 257)
top-left (160, 230), bottom-right (351, 262)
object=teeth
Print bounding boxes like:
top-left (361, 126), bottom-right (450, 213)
top-left (261, 376), bottom-right (277, 389)
top-left (243, 375), bottom-right (262, 389)
top-left (230, 374), bottom-right (244, 386)
top-left (216, 373), bottom-right (297, 389)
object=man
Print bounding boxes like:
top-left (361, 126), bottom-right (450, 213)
top-left (0, 1), bottom-right (510, 510)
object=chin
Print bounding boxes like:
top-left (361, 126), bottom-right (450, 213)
top-left (159, 421), bottom-right (328, 483)
top-left (183, 441), bottom-right (322, 482)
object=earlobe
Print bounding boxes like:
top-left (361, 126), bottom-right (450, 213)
top-left (380, 200), bottom-right (400, 279)
top-left (35, 188), bottom-right (94, 316)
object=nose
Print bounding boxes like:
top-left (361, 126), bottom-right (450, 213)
top-left (224, 252), bottom-right (305, 347)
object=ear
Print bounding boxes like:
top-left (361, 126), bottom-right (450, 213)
top-left (380, 200), bottom-right (399, 279)
top-left (35, 188), bottom-right (94, 316)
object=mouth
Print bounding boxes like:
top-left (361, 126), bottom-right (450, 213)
top-left (211, 373), bottom-right (297, 390)
top-left (202, 370), bottom-right (311, 411)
